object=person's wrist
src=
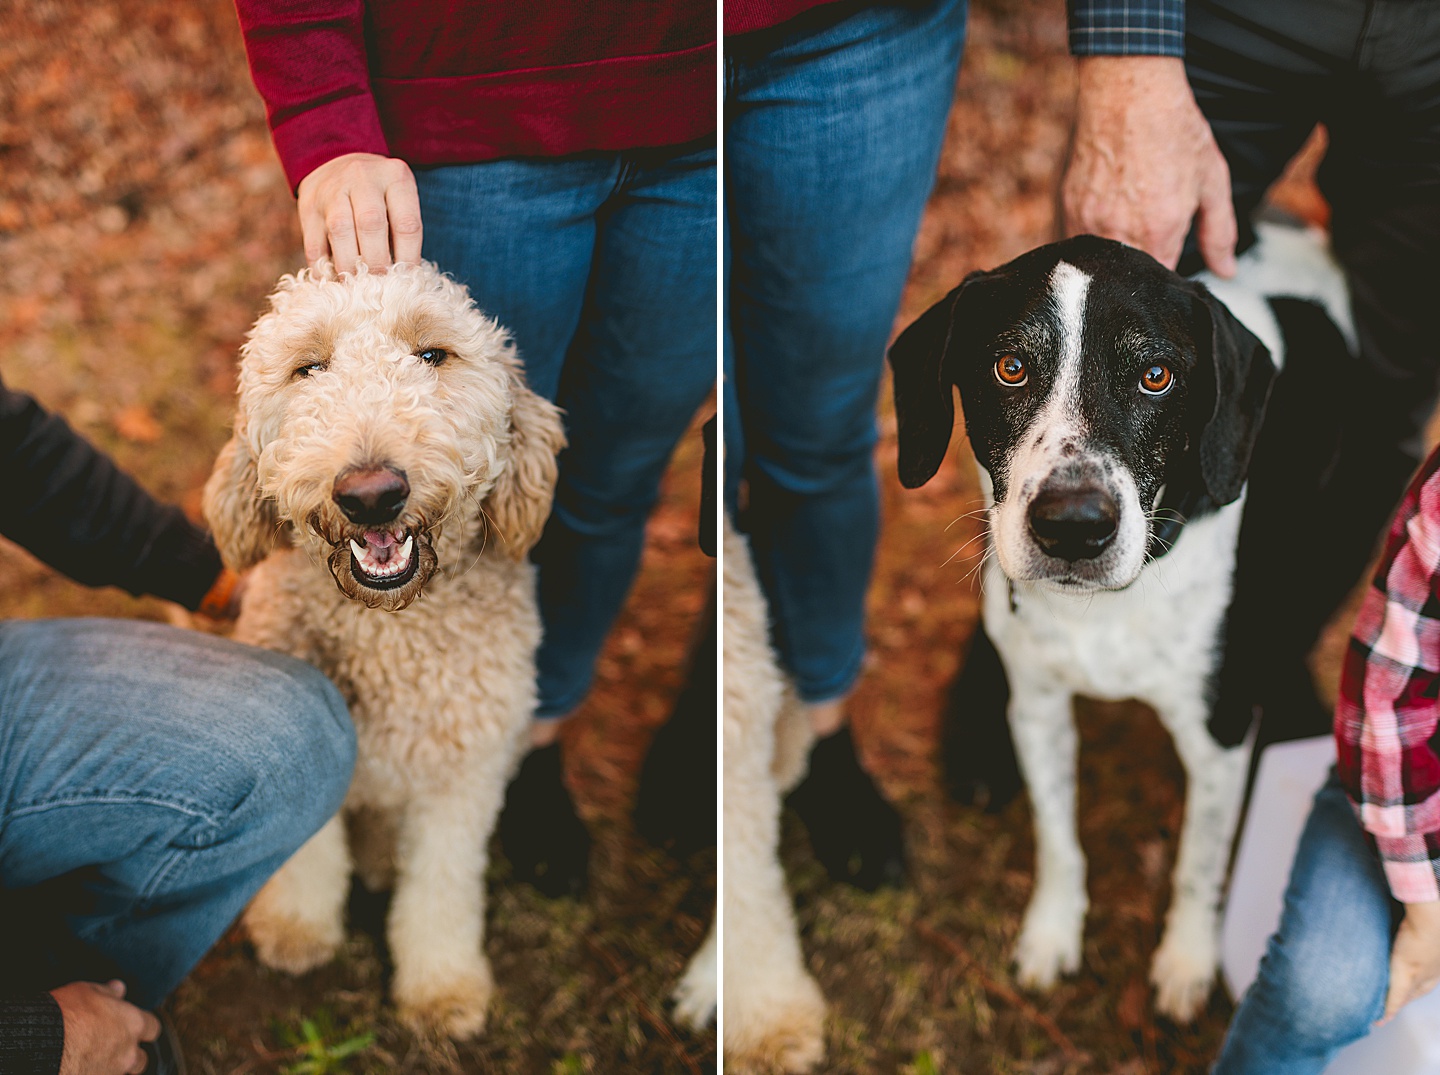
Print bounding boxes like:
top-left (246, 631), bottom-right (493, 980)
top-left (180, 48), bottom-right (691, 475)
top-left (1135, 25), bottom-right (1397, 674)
top-left (1403, 897), bottom-right (1440, 923)
top-left (1076, 54), bottom-right (1189, 108)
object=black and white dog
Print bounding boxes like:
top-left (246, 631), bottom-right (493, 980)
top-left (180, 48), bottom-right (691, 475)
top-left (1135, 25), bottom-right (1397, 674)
top-left (887, 223), bottom-right (1354, 1019)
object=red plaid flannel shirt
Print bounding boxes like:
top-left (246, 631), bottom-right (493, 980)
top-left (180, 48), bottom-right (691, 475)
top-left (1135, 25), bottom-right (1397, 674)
top-left (1336, 446), bottom-right (1440, 903)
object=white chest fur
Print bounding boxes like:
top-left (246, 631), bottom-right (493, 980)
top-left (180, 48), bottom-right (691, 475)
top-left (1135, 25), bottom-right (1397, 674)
top-left (982, 496), bottom-right (1244, 707)
top-left (235, 547), bottom-right (539, 807)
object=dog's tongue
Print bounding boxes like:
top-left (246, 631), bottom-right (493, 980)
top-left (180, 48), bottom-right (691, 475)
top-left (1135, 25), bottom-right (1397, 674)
top-left (363, 530), bottom-right (400, 565)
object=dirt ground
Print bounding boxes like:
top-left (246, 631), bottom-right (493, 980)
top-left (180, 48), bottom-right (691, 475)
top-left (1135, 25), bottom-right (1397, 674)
top-left (3, 0), bottom-right (1349, 1072)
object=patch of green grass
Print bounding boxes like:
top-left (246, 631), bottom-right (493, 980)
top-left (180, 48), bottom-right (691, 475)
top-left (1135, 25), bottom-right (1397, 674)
top-left (276, 1011), bottom-right (376, 1075)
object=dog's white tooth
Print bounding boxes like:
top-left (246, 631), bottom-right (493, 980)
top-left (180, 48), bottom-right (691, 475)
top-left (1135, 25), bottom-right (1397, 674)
top-left (349, 538), bottom-right (366, 563)
top-left (400, 535), bottom-right (414, 563)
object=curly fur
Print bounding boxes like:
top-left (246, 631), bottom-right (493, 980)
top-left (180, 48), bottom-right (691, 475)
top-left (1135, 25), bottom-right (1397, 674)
top-left (695, 515), bottom-right (825, 1072)
top-left (203, 261), bottom-right (565, 1038)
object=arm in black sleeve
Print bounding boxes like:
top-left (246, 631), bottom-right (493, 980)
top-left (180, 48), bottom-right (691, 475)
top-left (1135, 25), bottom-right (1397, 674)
top-left (0, 993), bottom-right (65, 1075)
top-left (0, 379), bottom-right (222, 610)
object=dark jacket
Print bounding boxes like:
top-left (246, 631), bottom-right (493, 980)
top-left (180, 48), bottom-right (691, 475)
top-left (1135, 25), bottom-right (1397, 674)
top-left (0, 375), bottom-right (223, 1073)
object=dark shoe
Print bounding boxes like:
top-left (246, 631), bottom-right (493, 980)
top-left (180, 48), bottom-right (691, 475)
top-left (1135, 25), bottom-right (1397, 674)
top-left (786, 725), bottom-right (905, 891)
top-left (635, 584), bottom-right (717, 857)
top-left (942, 625), bottom-right (1023, 812)
top-left (498, 741), bottom-right (590, 898)
top-left (143, 1012), bottom-right (186, 1075)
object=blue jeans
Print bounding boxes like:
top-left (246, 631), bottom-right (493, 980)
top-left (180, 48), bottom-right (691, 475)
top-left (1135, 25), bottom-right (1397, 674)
top-left (415, 144), bottom-right (717, 719)
top-left (0, 619), bottom-right (355, 1008)
top-left (724, 0), bottom-right (966, 702)
top-left (1214, 772), bottom-right (1395, 1074)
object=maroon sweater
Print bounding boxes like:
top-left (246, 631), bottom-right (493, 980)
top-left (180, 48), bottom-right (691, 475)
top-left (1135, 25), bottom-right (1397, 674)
top-left (725, 0), bottom-right (843, 35)
top-left (233, 1), bottom-right (717, 192)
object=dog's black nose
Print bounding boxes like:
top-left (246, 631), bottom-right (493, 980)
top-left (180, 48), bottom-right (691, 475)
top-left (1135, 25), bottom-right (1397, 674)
top-left (333, 467), bottom-right (409, 524)
top-left (1027, 483), bottom-right (1119, 561)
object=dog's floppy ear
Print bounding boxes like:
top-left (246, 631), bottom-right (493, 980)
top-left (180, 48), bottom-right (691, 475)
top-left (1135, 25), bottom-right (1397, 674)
top-left (1188, 283), bottom-right (1277, 506)
top-left (483, 373), bottom-right (566, 559)
top-left (887, 270), bottom-right (997, 489)
top-left (202, 420), bottom-right (282, 570)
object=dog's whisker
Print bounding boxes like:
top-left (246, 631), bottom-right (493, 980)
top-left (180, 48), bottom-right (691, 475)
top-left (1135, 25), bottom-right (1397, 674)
top-left (943, 506), bottom-right (992, 532)
top-left (958, 544), bottom-right (995, 589)
top-left (476, 502), bottom-right (503, 557)
top-left (941, 530), bottom-right (991, 569)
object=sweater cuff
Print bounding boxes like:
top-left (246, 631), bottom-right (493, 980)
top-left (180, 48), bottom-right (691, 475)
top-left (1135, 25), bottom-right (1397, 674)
top-left (1068, 0), bottom-right (1184, 57)
top-left (0, 993), bottom-right (65, 1075)
top-left (269, 91), bottom-right (390, 194)
top-left (1374, 832), bottom-right (1440, 903)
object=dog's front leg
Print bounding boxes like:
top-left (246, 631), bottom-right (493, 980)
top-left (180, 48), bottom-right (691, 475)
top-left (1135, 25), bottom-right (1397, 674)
top-left (244, 812), bottom-right (351, 974)
top-left (721, 698), bottom-right (826, 1072)
top-left (673, 922), bottom-right (717, 1029)
top-left (388, 772), bottom-right (505, 1039)
top-left (1151, 706), bottom-right (1251, 1021)
top-left (1008, 682), bottom-right (1087, 990)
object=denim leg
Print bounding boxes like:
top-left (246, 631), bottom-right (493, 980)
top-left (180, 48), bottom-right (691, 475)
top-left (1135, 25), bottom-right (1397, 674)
top-left (536, 145), bottom-right (717, 716)
top-left (1213, 774), bottom-right (1393, 1075)
top-left (725, 0), bottom-right (966, 702)
top-left (415, 158), bottom-right (616, 402)
top-left (0, 619), bottom-right (354, 1008)
top-left (418, 149), bottom-right (716, 718)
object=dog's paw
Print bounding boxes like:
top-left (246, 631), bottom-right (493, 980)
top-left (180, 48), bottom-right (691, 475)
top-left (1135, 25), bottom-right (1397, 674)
top-left (1150, 921), bottom-right (1218, 1022)
top-left (673, 969), bottom-right (717, 1030)
top-left (672, 934), bottom-right (717, 1028)
top-left (1013, 893), bottom-right (1085, 990)
top-left (244, 908), bottom-right (342, 975)
top-left (725, 980), bottom-right (826, 1074)
top-left (786, 726), bottom-right (905, 891)
top-left (395, 964), bottom-right (494, 1040)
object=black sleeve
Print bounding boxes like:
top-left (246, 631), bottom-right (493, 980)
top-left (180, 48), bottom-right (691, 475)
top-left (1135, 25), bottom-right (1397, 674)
top-left (0, 379), bottom-right (223, 611)
top-left (0, 993), bottom-right (65, 1075)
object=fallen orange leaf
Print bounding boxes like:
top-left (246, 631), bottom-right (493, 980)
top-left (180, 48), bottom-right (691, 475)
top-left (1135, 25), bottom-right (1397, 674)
top-left (113, 404), bottom-right (163, 443)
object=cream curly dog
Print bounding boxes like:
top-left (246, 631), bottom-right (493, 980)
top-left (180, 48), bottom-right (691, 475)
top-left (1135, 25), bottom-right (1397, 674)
top-left (679, 515), bottom-right (824, 1072)
top-left (203, 260), bottom-right (565, 1038)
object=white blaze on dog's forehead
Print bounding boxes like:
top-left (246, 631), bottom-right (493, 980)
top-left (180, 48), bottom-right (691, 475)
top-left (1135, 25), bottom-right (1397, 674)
top-left (1048, 261), bottom-right (1091, 408)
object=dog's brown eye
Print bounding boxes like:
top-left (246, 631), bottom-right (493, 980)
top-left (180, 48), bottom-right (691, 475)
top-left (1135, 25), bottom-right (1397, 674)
top-left (1140, 363), bottom-right (1174, 395)
top-left (295, 361), bottom-right (326, 378)
top-left (995, 355), bottom-right (1027, 386)
top-left (417, 348), bottom-right (448, 366)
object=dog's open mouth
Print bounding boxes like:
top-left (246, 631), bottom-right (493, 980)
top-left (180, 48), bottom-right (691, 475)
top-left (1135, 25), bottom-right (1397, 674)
top-left (326, 526), bottom-right (438, 611)
top-left (347, 528), bottom-right (420, 590)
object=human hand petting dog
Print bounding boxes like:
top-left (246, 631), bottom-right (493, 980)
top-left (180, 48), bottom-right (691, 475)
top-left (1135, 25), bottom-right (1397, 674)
top-left (296, 152), bottom-right (423, 273)
top-left (1381, 899), bottom-right (1440, 1024)
top-left (52, 980), bottom-right (159, 1075)
top-left (1063, 56), bottom-right (1237, 278)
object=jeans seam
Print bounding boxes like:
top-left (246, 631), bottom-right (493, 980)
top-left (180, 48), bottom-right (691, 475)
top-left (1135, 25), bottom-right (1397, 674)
top-left (6, 793), bottom-right (221, 828)
top-left (136, 842), bottom-right (194, 905)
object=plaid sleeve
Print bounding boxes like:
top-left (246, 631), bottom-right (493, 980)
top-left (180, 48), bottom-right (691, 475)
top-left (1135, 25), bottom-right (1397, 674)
top-left (1336, 448), bottom-right (1440, 903)
top-left (1067, 0), bottom-right (1185, 57)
